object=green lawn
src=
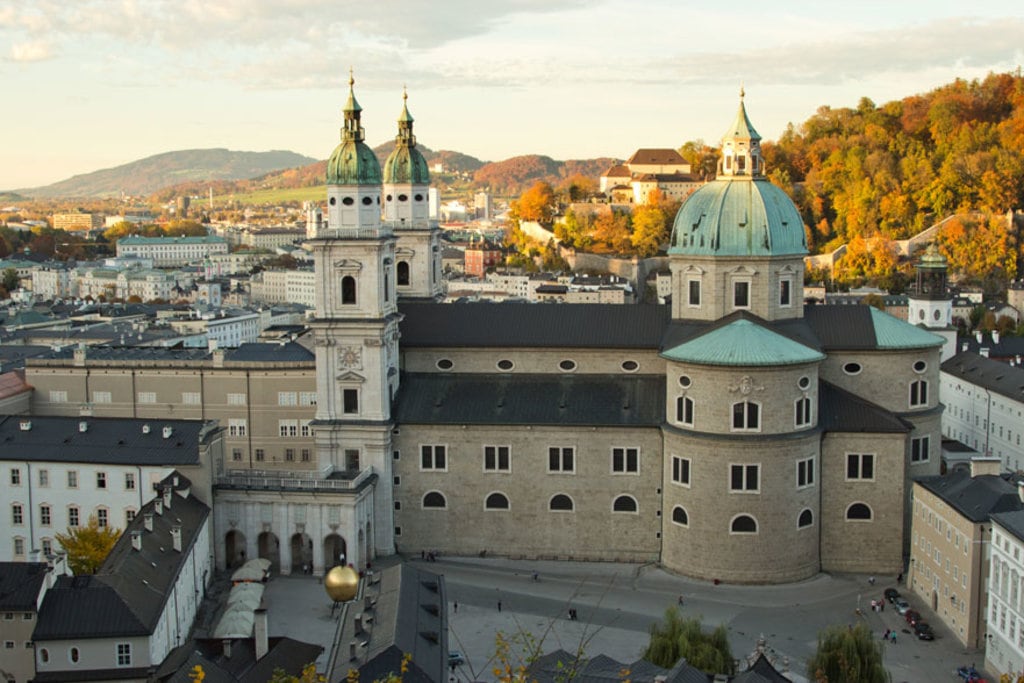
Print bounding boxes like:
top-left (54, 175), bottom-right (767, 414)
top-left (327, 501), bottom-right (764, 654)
top-left (212, 186), bottom-right (326, 205)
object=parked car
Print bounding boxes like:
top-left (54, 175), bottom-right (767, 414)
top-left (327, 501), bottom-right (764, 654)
top-left (884, 588), bottom-right (900, 603)
top-left (905, 610), bottom-right (924, 627)
top-left (894, 597), bottom-right (911, 614)
top-left (956, 664), bottom-right (984, 682)
top-left (448, 652), bottom-right (466, 667)
top-left (914, 621), bottom-right (935, 640)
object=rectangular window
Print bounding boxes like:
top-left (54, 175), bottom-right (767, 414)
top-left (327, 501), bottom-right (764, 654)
top-left (301, 449), bottom-right (311, 462)
top-left (278, 391), bottom-right (297, 406)
top-left (299, 392), bottom-right (317, 405)
top-left (67, 471), bottom-right (77, 488)
top-left (38, 469), bottom-right (48, 487)
top-left (795, 397), bottom-right (811, 427)
top-left (116, 642), bottom-right (132, 666)
top-left (96, 472), bottom-right (107, 489)
top-left (285, 448), bottom-right (295, 462)
top-left (93, 391), bottom-right (112, 403)
top-left (12, 504), bottom-right (23, 525)
top-left (548, 447), bottom-right (575, 473)
top-left (137, 391), bottom-right (156, 403)
top-left (68, 506), bottom-right (79, 527)
top-left (231, 448), bottom-right (242, 461)
top-left (912, 436), bottom-right (930, 463)
top-left (343, 389), bottom-right (359, 414)
top-left (733, 281), bottom-right (750, 308)
top-left (10, 469), bottom-right (20, 486)
top-left (779, 278), bottom-right (792, 306)
top-left (300, 422), bottom-right (312, 437)
top-left (847, 453), bottom-right (875, 480)
top-left (97, 509), bottom-right (108, 528)
top-left (278, 420), bottom-right (298, 437)
top-left (421, 445), bottom-right (447, 470)
top-left (484, 446), bottom-right (511, 472)
top-left (910, 380), bottom-right (928, 407)
top-left (730, 464), bottom-right (759, 492)
top-left (182, 391), bottom-right (201, 405)
top-left (40, 505), bottom-right (51, 526)
top-left (48, 390), bottom-right (68, 403)
top-left (797, 457), bottom-right (815, 488)
top-left (688, 279), bottom-right (701, 306)
top-left (255, 449), bottom-right (265, 462)
top-left (345, 449), bottom-right (360, 471)
top-left (227, 393), bottom-right (247, 405)
top-left (124, 473), bottom-right (135, 490)
top-left (611, 447), bottom-right (639, 474)
top-left (13, 538), bottom-right (24, 557)
top-left (228, 419), bottom-right (247, 437)
top-left (126, 510), bottom-right (136, 524)
top-left (671, 456), bottom-right (691, 486)
top-left (731, 401), bottom-right (760, 431)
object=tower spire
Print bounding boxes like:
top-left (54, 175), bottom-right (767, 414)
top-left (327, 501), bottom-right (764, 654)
top-left (342, 67), bottom-right (364, 143)
top-left (719, 86), bottom-right (763, 178)
top-left (396, 86), bottom-right (416, 146)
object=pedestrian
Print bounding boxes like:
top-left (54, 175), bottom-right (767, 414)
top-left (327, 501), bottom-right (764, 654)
top-left (869, 576), bottom-right (876, 586)
top-left (883, 629), bottom-right (890, 641)
top-left (890, 631), bottom-right (896, 644)
top-left (678, 595), bottom-right (684, 607)
top-left (497, 600), bottom-right (502, 612)
top-left (421, 550), bottom-right (425, 560)
top-left (453, 601), bottom-right (458, 614)
top-left (897, 572), bottom-right (904, 584)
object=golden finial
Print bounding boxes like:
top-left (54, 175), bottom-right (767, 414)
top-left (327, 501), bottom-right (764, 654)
top-left (348, 67), bottom-right (354, 89)
top-left (740, 83), bottom-right (745, 100)
top-left (403, 84), bottom-right (408, 102)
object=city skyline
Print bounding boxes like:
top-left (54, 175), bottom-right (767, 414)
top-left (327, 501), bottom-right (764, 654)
top-left (1, 0), bottom-right (1023, 191)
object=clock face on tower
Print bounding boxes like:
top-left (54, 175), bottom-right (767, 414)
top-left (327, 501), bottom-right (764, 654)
top-left (339, 346), bottom-right (362, 369)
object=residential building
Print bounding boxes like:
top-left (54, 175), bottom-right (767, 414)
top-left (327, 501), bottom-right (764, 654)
top-left (463, 241), bottom-right (502, 278)
top-left (987, 509), bottom-right (1024, 678)
top-left (52, 212), bottom-right (104, 232)
top-left (600, 148), bottom-right (701, 204)
top-left (0, 557), bottom-right (70, 683)
top-left (30, 265), bottom-right (73, 301)
top-left (167, 309), bottom-right (261, 348)
top-left (116, 236), bottom-right (228, 267)
top-left (250, 269), bottom-right (316, 307)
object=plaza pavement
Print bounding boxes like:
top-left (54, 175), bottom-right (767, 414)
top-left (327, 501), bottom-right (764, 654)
top-left (255, 555), bottom-right (991, 683)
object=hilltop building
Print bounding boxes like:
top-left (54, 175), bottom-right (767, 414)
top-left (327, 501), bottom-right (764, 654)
top-left (601, 149), bottom-right (702, 204)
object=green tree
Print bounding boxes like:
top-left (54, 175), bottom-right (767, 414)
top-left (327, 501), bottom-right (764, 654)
top-left (642, 608), bottom-right (734, 675)
top-left (55, 515), bottom-right (121, 574)
top-left (630, 204), bottom-right (668, 257)
top-left (1, 267), bottom-right (19, 292)
top-left (806, 622), bottom-right (887, 683)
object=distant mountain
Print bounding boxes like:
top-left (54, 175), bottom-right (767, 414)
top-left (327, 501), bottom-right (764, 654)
top-left (17, 149), bottom-right (318, 199)
top-left (369, 142), bottom-right (485, 173)
top-left (473, 155), bottom-right (619, 195)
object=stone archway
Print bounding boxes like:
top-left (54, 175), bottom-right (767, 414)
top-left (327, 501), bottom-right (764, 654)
top-left (324, 534), bottom-right (347, 569)
top-left (257, 532), bottom-right (280, 574)
top-left (225, 529), bottom-right (246, 569)
top-left (290, 533), bottom-right (313, 574)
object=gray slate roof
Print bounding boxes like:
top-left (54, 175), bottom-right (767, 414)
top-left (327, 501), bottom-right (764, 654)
top-left (0, 561), bottom-right (48, 611)
top-left (0, 415), bottom-right (211, 465)
top-left (802, 305), bottom-right (880, 350)
top-left (31, 341), bottom-right (314, 365)
top-left (158, 638), bottom-right (323, 683)
top-left (395, 372), bottom-right (665, 427)
top-left (991, 510), bottom-right (1024, 544)
top-left (942, 351), bottom-right (1024, 404)
top-left (527, 649), bottom-right (710, 683)
top-left (916, 470), bottom-right (1024, 523)
top-left (818, 381), bottom-right (911, 434)
top-left (33, 478), bottom-right (210, 640)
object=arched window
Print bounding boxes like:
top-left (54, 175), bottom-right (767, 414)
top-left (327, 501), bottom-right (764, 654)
top-left (798, 509), bottom-right (813, 528)
top-left (731, 401), bottom-right (760, 431)
top-left (730, 514), bottom-right (757, 533)
top-left (485, 492), bottom-right (510, 510)
top-left (341, 276), bottom-right (356, 305)
top-left (40, 648), bottom-right (50, 664)
top-left (549, 494), bottom-right (574, 511)
top-left (910, 380), bottom-right (928, 407)
top-left (70, 647), bottom-right (79, 663)
top-left (676, 396), bottom-right (694, 426)
top-left (397, 261), bottom-right (410, 286)
top-left (422, 491), bottom-right (447, 509)
top-left (671, 506), bottom-right (688, 526)
top-left (794, 396), bottom-right (811, 427)
top-left (612, 495), bottom-right (638, 513)
top-left (846, 502), bottom-right (872, 520)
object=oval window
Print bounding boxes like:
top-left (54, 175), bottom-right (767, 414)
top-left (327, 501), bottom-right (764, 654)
top-left (843, 362), bottom-right (862, 375)
top-left (933, 310), bottom-right (941, 321)
top-left (497, 359), bottom-right (514, 371)
top-left (559, 359), bottom-right (577, 371)
top-left (386, 194), bottom-right (393, 202)
top-left (913, 360), bottom-right (927, 373)
top-left (917, 310), bottom-right (925, 320)
top-left (329, 197), bottom-right (337, 205)
top-left (414, 193), bottom-right (424, 201)
top-left (621, 360), bottom-right (639, 372)
top-left (70, 647), bottom-right (79, 663)
top-left (436, 359), bottom-right (453, 370)
top-left (798, 376), bottom-right (810, 389)
top-left (398, 193), bottom-right (409, 202)
top-left (342, 197), bottom-right (354, 206)
top-left (362, 196), bottom-right (373, 205)
top-left (678, 375), bottom-right (691, 388)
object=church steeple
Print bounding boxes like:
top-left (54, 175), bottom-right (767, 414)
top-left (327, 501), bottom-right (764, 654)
top-left (719, 87), bottom-right (764, 178)
top-left (342, 68), bottom-right (365, 143)
top-left (396, 87), bottom-right (416, 146)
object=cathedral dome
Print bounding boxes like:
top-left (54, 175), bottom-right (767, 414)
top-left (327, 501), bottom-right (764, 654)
top-left (668, 91), bottom-right (807, 258)
top-left (326, 73), bottom-right (382, 186)
top-left (383, 91), bottom-right (430, 184)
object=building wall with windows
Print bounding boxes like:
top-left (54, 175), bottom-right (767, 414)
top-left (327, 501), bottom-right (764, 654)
top-left (0, 557), bottom-right (69, 683)
top-left (987, 510), bottom-right (1024, 679)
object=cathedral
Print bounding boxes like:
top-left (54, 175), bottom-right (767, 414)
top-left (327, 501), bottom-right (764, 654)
top-left (22, 80), bottom-right (947, 583)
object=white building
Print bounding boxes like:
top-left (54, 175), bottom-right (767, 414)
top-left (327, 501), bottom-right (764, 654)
top-left (168, 310), bottom-right (261, 348)
top-left (250, 269), bottom-right (316, 308)
top-left (941, 351), bottom-right (1024, 472)
top-left (116, 236), bottom-right (228, 267)
top-left (31, 266), bottom-right (73, 301)
top-left (987, 509), bottom-right (1024, 679)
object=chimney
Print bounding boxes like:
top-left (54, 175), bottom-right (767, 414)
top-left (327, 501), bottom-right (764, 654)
top-left (78, 421), bottom-right (88, 433)
top-left (171, 525), bottom-right (182, 552)
top-left (19, 420), bottom-right (31, 431)
top-left (143, 513), bottom-right (154, 531)
top-left (970, 456), bottom-right (1002, 478)
top-left (981, 347), bottom-right (990, 358)
top-left (213, 349), bottom-right (225, 368)
top-left (993, 330), bottom-right (1001, 344)
top-left (349, 640), bottom-right (358, 661)
top-left (976, 331), bottom-right (983, 344)
top-left (131, 531), bottom-right (142, 551)
top-left (154, 497), bottom-right (163, 516)
top-left (354, 613), bottom-right (363, 633)
top-left (162, 426), bottom-right (173, 439)
top-left (29, 549), bottom-right (41, 563)
top-left (962, 342), bottom-right (969, 352)
top-left (162, 486), bottom-right (172, 509)
top-left (254, 608), bottom-right (269, 661)
top-left (142, 424), bottom-right (151, 434)
top-left (73, 344), bottom-right (87, 367)
top-left (222, 639), bottom-right (232, 660)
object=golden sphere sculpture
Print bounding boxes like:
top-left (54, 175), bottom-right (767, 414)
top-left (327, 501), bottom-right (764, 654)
top-left (324, 565), bottom-right (359, 602)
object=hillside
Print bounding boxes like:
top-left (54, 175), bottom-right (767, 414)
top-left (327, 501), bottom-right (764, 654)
top-left (474, 155), bottom-right (619, 195)
top-left (18, 149), bottom-right (318, 199)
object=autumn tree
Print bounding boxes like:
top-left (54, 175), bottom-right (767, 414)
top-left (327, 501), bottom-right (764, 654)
top-left (510, 181), bottom-right (556, 227)
top-left (806, 622), bottom-right (886, 683)
top-left (556, 174), bottom-right (598, 202)
top-left (554, 209), bottom-right (594, 250)
top-left (55, 515), bottom-right (121, 574)
top-left (630, 204), bottom-right (668, 257)
top-left (591, 209), bottom-right (632, 254)
top-left (642, 608), bottom-right (734, 675)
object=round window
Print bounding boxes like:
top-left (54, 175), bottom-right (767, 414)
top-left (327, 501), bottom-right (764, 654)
top-left (436, 359), bottom-right (453, 370)
top-left (414, 193), bottom-right (424, 201)
top-left (497, 359), bottom-right (514, 371)
top-left (559, 359), bottom-right (577, 371)
top-left (678, 375), bottom-right (692, 388)
top-left (798, 376), bottom-right (810, 389)
top-left (342, 197), bottom-right (354, 206)
top-left (362, 196), bottom-right (373, 205)
top-left (913, 360), bottom-right (927, 373)
top-left (621, 360), bottom-right (639, 372)
top-left (398, 193), bottom-right (409, 202)
top-left (329, 197), bottom-right (336, 205)
top-left (386, 194), bottom-right (393, 202)
top-left (843, 362), bottom-right (862, 375)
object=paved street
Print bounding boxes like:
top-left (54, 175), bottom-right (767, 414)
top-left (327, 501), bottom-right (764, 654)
top-left (256, 555), bottom-right (992, 682)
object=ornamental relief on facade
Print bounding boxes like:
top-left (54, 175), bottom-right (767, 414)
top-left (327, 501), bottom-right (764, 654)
top-left (729, 375), bottom-right (764, 395)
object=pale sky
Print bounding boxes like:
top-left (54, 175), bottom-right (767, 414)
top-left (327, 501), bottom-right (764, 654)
top-left (1, 0), bottom-right (1023, 191)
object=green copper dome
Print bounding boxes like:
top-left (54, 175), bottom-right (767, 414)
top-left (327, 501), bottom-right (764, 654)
top-left (326, 73), bottom-right (382, 186)
top-left (383, 91), bottom-right (430, 184)
top-left (668, 178), bottom-right (807, 257)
